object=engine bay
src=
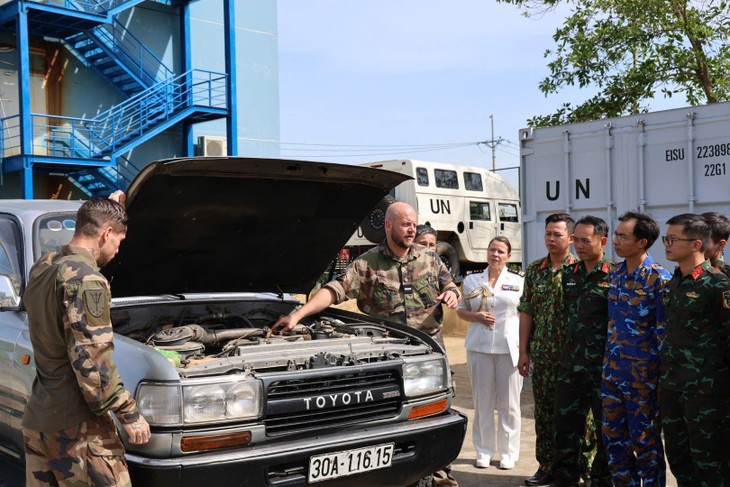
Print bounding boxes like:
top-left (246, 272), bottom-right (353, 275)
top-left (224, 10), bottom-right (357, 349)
top-left (112, 297), bottom-right (434, 377)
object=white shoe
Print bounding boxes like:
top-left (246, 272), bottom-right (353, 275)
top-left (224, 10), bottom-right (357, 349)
top-left (499, 457), bottom-right (515, 470)
top-left (475, 455), bottom-right (491, 468)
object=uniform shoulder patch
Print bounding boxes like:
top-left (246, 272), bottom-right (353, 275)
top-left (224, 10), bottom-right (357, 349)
top-left (723, 290), bottom-right (730, 310)
top-left (83, 288), bottom-right (106, 318)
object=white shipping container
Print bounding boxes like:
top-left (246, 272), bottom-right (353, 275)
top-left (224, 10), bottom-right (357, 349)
top-left (520, 102), bottom-right (730, 269)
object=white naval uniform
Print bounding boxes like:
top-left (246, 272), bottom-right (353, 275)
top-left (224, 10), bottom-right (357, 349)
top-left (459, 266), bottom-right (524, 464)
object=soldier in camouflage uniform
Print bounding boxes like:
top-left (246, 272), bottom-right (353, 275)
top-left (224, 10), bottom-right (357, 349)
top-left (660, 213), bottom-right (730, 486)
top-left (518, 213), bottom-right (596, 487)
top-left (273, 202), bottom-right (460, 486)
top-left (552, 215), bottom-right (613, 487)
top-left (273, 201), bottom-right (459, 336)
top-left (602, 212), bottom-right (670, 487)
top-left (701, 211), bottom-right (730, 277)
top-left (21, 195), bottom-right (150, 487)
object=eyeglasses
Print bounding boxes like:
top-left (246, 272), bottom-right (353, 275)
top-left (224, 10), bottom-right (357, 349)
top-left (661, 235), bottom-right (697, 246)
top-left (613, 232), bottom-right (635, 242)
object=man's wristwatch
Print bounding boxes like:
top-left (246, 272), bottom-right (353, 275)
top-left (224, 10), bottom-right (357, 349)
top-left (449, 288), bottom-right (460, 299)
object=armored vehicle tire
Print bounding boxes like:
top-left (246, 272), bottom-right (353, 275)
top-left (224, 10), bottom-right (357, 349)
top-left (361, 195), bottom-right (397, 243)
top-left (436, 241), bottom-right (460, 278)
top-left (409, 475), bottom-right (434, 487)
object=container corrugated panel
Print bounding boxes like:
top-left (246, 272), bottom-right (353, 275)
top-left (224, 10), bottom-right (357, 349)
top-left (519, 102), bottom-right (730, 269)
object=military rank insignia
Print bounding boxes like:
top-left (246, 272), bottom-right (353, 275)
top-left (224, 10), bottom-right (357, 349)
top-left (723, 290), bottom-right (730, 310)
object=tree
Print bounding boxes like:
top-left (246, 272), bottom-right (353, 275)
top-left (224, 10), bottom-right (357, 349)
top-left (499, 0), bottom-right (730, 126)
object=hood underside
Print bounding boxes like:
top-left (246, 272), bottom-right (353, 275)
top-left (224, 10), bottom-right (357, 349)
top-left (104, 157), bottom-right (409, 297)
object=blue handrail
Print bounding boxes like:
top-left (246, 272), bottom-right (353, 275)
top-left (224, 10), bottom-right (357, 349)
top-left (0, 69), bottom-right (227, 160)
top-left (86, 69), bottom-right (226, 153)
top-left (25, 0), bottom-right (139, 15)
top-left (87, 19), bottom-right (174, 87)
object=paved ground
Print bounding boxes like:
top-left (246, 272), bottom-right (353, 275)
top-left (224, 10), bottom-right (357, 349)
top-left (441, 334), bottom-right (678, 487)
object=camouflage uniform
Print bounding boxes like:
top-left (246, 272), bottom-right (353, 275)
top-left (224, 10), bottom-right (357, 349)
top-left (517, 254), bottom-right (597, 478)
top-left (602, 254), bottom-right (670, 487)
top-left (22, 245), bottom-right (140, 487)
top-left (325, 241), bottom-right (457, 333)
top-left (713, 254), bottom-right (730, 278)
top-left (553, 256), bottom-right (613, 487)
top-left (326, 242), bottom-right (459, 487)
top-left (659, 261), bottom-right (730, 486)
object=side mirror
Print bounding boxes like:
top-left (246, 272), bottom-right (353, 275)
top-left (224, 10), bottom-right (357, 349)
top-left (0, 275), bottom-right (21, 310)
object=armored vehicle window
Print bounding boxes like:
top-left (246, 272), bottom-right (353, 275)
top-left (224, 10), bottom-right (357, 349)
top-left (35, 213), bottom-right (76, 260)
top-left (469, 201), bottom-right (491, 221)
top-left (464, 172), bottom-right (483, 191)
top-left (498, 203), bottom-right (519, 222)
top-left (416, 167), bottom-right (429, 186)
top-left (434, 169), bottom-right (458, 189)
top-left (0, 216), bottom-right (23, 295)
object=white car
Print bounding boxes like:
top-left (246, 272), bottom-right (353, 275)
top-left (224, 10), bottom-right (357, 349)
top-left (0, 157), bottom-right (466, 487)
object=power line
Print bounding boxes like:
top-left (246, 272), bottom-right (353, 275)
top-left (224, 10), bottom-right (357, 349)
top-left (281, 142), bottom-right (479, 158)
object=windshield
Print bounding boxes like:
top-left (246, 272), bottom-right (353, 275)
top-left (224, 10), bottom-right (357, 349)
top-left (35, 213), bottom-right (77, 260)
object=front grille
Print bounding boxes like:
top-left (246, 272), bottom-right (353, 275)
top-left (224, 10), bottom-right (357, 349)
top-left (264, 368), bottom-right (402, 436)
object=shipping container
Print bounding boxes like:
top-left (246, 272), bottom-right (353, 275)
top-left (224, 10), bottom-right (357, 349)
top-left (520, 102), bottom-right (730, 269)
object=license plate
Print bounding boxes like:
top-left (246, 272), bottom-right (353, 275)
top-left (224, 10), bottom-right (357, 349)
top-left (308, 442), bottom-right (394, 483)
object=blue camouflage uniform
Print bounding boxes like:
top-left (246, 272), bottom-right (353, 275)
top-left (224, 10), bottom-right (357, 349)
top-left (602, 254), bottom-right (670, 487)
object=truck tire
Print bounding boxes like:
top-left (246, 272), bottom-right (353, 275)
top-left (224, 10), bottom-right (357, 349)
top-left (408, 475), bottom-right (434, 487)
top-left (436, 241), bottom-right (460, 278)
top-left (360, 195), bottom-right (397, 243)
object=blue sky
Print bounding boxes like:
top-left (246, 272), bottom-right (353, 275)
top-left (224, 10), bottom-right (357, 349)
top-left (276, 1), bottom-right (682, 190)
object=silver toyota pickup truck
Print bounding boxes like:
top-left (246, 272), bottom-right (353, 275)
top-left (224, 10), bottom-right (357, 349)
top-left (0, 157), bottom-right (466, 487)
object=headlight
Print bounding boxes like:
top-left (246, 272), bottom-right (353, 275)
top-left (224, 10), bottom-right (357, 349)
top-left (137, 383), bottom-right (182, 425)
top-left (137, 379), bottom-right (263, 426)
top-left (402, 357), bottom-right (448, 397)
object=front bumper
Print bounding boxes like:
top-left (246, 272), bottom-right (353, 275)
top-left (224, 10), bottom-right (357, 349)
top-left (127, 410), bottom-right (467, 487)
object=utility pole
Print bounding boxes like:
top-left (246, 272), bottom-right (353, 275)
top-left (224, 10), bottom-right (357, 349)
top-left (483, 114), bottom-right (504, 172)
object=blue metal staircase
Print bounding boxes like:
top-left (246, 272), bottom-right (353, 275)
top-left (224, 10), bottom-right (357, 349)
top-left (0, 0), bottom-right (231, 198)
top-left (64, 19), bottom-right (174, 96)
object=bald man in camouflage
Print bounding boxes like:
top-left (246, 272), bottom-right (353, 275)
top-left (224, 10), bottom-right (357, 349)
top-left (273, 201), bottom-right (459, 340)
top-left (22, 195), bottom-right (149, 487)
top-left (273, 202), bottom-right (460, 486)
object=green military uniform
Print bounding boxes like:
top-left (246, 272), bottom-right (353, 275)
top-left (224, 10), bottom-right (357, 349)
top-left (325, 241), bottom-right (457, 334)
top-left (660, 260), bottom-right (730, 486)
top-left (713, 254), bottom-right (730, 278)
top-left (22, 245), bottom-right (139, 487)
top-left (518, 254), bottom-right (596, 479)
top-left (552, 256), bottom-right (613, 487)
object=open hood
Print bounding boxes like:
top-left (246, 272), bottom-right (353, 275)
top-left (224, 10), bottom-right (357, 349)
top-left (103, 157), bottom-right (409, 297)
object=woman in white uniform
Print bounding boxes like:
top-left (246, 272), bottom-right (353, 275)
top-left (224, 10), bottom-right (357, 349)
top-left (457, 236), bottom-right (524, 470)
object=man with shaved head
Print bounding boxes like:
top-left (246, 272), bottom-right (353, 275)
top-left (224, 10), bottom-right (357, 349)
top-left (273, 201), bottom-right (460, 486)
top-left (274, 202), bottom-right (459, 337)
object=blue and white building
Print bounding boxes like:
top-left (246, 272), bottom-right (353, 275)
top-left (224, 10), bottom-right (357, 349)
top-left (0, 0), bottom-right (279, 199)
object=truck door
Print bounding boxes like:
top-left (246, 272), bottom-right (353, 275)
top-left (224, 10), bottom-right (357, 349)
top-left (465, 200), bottom-right (493, 251)
top-left (497, 202), bottom-right (521, 246)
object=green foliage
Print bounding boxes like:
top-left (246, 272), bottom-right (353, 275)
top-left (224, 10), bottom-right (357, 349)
top-left (499, 0), bottom-right (730, 126)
